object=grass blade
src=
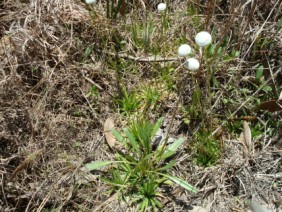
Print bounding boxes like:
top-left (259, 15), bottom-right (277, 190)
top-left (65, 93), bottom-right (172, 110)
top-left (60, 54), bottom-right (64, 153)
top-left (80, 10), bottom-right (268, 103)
top-left (111, 129), bottom-right (126, 145)
top-left (157, 160), bottom-right (177, 171)
top-left (167, 137), bottom-right (186, 152)
top-left (85, 161), bottom-right (114, 171)
top-left (159, 173), bottom-right (197, 193)
top-left (124, 128), bottom-right (139, 153)
top-left (151, 117), bottom-right (164, 140)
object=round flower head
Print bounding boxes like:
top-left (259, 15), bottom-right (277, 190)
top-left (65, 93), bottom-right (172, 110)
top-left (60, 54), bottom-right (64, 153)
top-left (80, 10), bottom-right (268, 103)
top-left (178, 44), bottom-right (192, 57)
top-left (184, 58), bottom-right (200, 71)
top-left (86, 0), bottom-right (96, 4)
top-left (195, 31), bottom-right (212, 47)
top-left (157, 3), bottom-right (166, 12)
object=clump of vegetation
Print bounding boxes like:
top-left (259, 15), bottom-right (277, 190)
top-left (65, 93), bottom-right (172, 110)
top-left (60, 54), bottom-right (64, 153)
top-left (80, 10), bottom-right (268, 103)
top-left (86, 117), bottom-right (196, 211)
top-left (1, 0), bottom-right (281, 211)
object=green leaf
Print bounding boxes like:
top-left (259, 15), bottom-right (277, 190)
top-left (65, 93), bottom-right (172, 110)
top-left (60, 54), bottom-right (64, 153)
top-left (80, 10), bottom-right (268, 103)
top-left (85, 161), bottom-right (114, 171)
top-left (255, 65), bottom-right (264, 82)
top-left (158, 160), bottom-right (177, 171)
top-left (208, 44), bottom-right (215, 55)
top-left (166, 138), bottom-right (186, 152)
top-left (140, 198), bottom-right (149, 212)
top-left (212, 76), bottom-right (219, 88)
top-left (100, 177), bottom-right (128, 188)
top-left (124, 128), bottom-right (139, 153)
top-left (159, 150), bottom-right (175, 160)
top-left (81, 46), bottom-right (93, 63)
top-left (151, 117), bottom-right (164, 140)
top-left (159, 173), bottom-right (197, 193)
top-left (85, 46), bottom-right (93, 56)
top-left (111, 129), bottom-right (126, 145)
top-left (262, 85), bottom-right (272, 93)
top-left (278, 17), bottom-right (282, 29)
top-left (235, 51), bottom-right (240, 57)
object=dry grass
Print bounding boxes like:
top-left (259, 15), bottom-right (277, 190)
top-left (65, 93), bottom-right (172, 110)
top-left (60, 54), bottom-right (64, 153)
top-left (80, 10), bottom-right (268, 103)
top-left (0, 0), bottom-right (281, 211)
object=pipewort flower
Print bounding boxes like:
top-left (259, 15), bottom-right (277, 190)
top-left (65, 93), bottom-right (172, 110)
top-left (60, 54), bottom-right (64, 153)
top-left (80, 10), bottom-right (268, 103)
top-left (195, 31), bottom-right (212, 47)
top-left (86, 0), bottom-right (96, 4)
top-left (157, 3), bottom-right (167, 12)
top-left (178, 44), bottom-right (192, 57)
top-left (184, 58), bottom-right (200, 71)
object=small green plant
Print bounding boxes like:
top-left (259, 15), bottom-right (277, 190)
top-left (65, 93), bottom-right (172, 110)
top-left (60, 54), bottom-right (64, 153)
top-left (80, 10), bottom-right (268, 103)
top-left (140, 85), bottom-right (160, 109)
top-left (80, 45), bottom-right (93, 64)
top-left (194, 130), bottom-right (221, 167)
top-left (116, 87), bottom-right (140, 116)
top-left (85, 118), bottom-right (197, 211)
top-left (86, 85), bottom-right (99, 100)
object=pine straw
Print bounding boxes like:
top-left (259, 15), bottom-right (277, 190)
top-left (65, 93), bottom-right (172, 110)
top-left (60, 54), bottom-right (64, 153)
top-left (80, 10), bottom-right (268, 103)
top-left (0, 0), bottom-right (281, 211)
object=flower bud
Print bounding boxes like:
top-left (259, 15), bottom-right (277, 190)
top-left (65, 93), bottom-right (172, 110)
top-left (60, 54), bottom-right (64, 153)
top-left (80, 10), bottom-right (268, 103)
top-left (86, 0), bottom-right (96, 4)
top-left (157, 3), bottom-right (166, 12)
top-left (184, 58), bottom-right (200, 71)
top-left (178, 44), bottom-right (192, 57)
top-left (195, 31), bottom-right (212, 47)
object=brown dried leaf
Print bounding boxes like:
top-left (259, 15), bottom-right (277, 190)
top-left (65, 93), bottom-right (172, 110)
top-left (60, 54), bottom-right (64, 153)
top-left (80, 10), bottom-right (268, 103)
top-left (104, 118), bottom-right (124, 150)
top-left (119, 0), bottom-right (127, 17)
top-left (243, 121), bottom-right (252, 152)
top-left (104, 118), bottom-right (117, 149)
top-left (238, 132), bottom-right (245, 144)
top-left (257, 100), bottom-right (282, 112)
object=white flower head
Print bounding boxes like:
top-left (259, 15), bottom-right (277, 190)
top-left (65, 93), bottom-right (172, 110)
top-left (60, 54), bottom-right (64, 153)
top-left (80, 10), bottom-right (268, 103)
top-left (195, 31), bottom-right (212, 47)
top-left (184, 58), bottom-right (200, 71)
top-left (157, 3), bottom-right (166, 12)
top-left (86, 0), bottom-right (96, 4)
top-left (178, 44), bottom-right (192, 57)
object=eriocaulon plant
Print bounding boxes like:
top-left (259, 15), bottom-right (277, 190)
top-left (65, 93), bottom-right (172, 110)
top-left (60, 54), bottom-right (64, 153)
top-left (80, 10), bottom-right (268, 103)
top-left (177, 32), bottom-right (222, 166)
top-left (85, 117), bottom-right (197, 211)
top-left (177, 31), bottom-right (213, 128)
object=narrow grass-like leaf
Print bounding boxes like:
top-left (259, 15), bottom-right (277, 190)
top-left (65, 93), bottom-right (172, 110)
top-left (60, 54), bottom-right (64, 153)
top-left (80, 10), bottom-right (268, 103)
top-left (151, 117), bottom-right (164, 140)
top-left (124, 128), bottom-right (139, 153)
top-left (159, 173), bottom-right (197, 193)
top-left (167, 138), bottom-right (186, 152)
top-left (159, 150), bottom-right (175, 160)
top-left (158, 160), bottom-right (177, 171)
top-left (100, 177), bottom-right (128, 188)
top-left (85, 161), bottom-right (114, 171)
top-left (255, 65), bottom-right (264, 82)
top-left (140, 198), bottom-right (149, 212)
top-left (111, 129), bottom-right (126, 145)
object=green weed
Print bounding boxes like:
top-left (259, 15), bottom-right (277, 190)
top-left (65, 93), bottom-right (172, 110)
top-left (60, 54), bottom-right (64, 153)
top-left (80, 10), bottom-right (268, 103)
top-left (85, 118), bottom-right (197, 211)
top-left (194, 130), bottom-right (221, 167)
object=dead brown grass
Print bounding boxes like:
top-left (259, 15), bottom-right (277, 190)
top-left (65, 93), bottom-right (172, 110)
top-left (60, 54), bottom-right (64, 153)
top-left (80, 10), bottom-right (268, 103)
top-left (0, 0), bottom-right (281, 211)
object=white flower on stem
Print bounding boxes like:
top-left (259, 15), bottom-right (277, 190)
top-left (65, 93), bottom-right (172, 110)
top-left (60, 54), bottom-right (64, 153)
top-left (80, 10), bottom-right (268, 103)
top-left (184, 58), bottom-right (200, 71)
top-left (195, 31), bottom-right (212, 47)
top-left (178, 44), bottom-right (192, 57)
top-left (86, 0), bottom-right (96, 4)
top-left (157, 3), bottom-right (166, 12)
